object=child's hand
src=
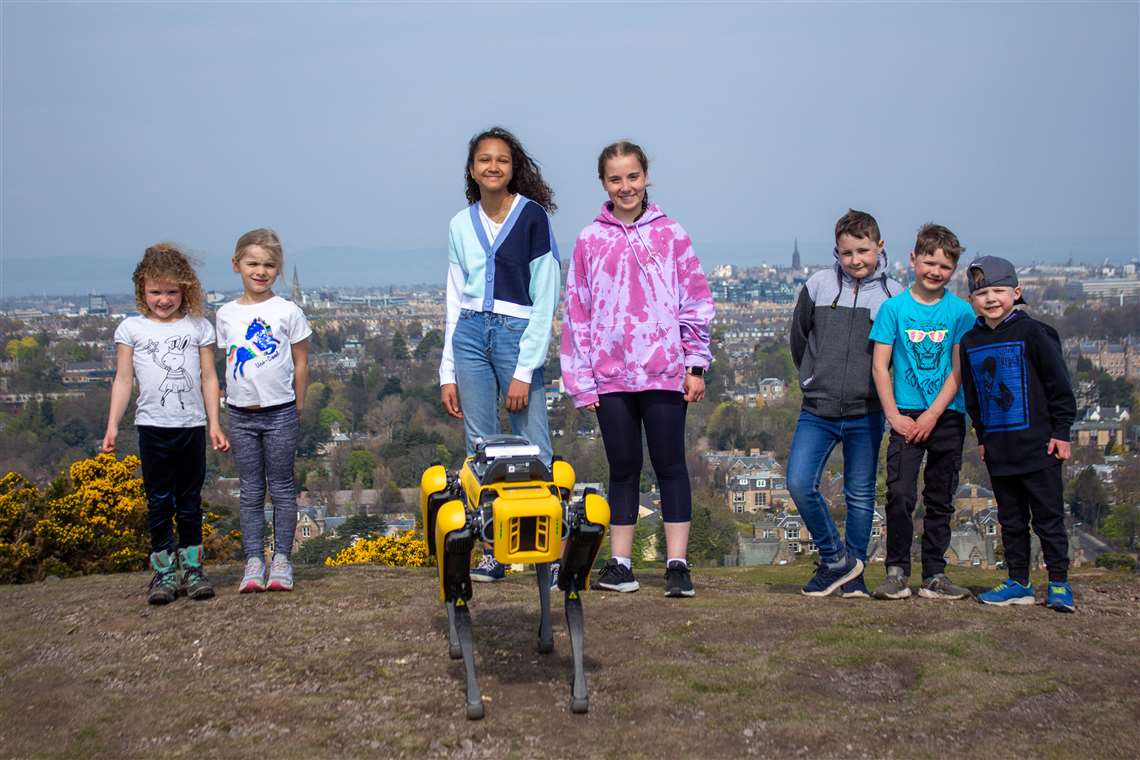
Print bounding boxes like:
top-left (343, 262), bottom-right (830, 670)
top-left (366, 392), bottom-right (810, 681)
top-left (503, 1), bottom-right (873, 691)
top-left (1047, 439), bottom-right (1071, 460)
top-left (910, 410), bottom-right (939, 443)
top-left (977, 444), bottom-right (985, 461)
top-left (505, 379), bottom-right (530, 412)
top-left (210, 427), bottom-right (230, 453)
top-left (441, 384), bottom-right (463, 419)
top-left (889, 414), bottom-right (917, 440)
top-left (101, 429), bottom-right (117, 453)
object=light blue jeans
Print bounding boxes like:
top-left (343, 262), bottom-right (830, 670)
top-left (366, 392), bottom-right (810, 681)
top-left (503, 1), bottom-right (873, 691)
top-left (786, 409), bottom-right (884, 564)
top-left (452, 309), bottom-right (552, 466)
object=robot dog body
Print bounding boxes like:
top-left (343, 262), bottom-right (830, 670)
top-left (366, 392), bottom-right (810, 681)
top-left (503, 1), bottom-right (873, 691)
top-left (420, 435), bottom-right (610, 719)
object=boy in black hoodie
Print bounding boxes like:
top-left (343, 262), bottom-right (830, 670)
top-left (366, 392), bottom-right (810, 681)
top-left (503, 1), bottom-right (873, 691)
top-left (960, 257), bottom-right (1076, 612)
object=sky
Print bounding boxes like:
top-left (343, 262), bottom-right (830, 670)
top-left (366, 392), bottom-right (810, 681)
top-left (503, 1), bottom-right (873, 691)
top-left (2, 1), bottom-right (1138, 297)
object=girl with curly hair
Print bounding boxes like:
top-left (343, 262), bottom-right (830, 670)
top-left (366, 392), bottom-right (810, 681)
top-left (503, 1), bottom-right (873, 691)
top-left (103, 243), bottom-right (229, 605)
top-left (439, 127), bottom-right (561, 583)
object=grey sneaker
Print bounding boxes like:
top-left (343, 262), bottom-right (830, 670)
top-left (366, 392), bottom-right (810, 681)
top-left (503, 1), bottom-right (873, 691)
top-left (238, 556), bottom-right (266, 594)
top-left (267, 552), bottom-right (294, 592)
top-left (918, 573), bottom-right (971, 600)
top-left (872, 566), bottom-right (912, 600)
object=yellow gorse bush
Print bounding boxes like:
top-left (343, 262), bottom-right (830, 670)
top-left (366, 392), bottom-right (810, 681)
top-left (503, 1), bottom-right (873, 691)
top-left (324, 530), bottom-right (429, 568)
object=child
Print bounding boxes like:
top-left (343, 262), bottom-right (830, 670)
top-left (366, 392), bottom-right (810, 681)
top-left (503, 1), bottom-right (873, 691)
top-left (438, 127), bottom-right (560, 583)
top-left (870, 224), bottom-right (976, 601)
top-left (216, 229), bottom-right (311, 593)
top-left (788, 210), bottom-right (902, 597)
top-left (960, 256), bottom-right (1077, 612)
top-left (561, 140), bottom-right (714, 598)
top-left (103, 244), bottom-right (229, 605)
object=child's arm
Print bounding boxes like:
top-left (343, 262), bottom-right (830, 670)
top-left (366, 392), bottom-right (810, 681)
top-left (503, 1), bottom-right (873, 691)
top-left (199, 345), bottom-right (229, 452)
top-left (789, 285), bottom-right (813, 369)
top-left (292, 338), bottom-right (310, 414)
top-left (1033, 324), bottom-right (1076, 461)
top-left (911, 345), bottom-right (963, 443)
top-left (872, 342), bottom-right (916, 440)
top-left (102, 344), bottom-right (135, 452)
top-left (959, 342), bottom-right (985, 461)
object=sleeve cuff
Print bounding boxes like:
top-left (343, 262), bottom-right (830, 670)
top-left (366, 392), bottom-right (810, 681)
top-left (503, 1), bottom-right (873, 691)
top-left (573, 391), bottom-right (599, 408)
top-left (439, 370), bottom-right (456, 386)
top-left (512, 366), bottom-right (534, 384)
top-left (684, 356), bottom-right (710, 369)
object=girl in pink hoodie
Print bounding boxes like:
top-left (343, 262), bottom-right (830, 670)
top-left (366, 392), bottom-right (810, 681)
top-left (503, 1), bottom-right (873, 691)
top-left (560, 141), bottom-right (714, 598)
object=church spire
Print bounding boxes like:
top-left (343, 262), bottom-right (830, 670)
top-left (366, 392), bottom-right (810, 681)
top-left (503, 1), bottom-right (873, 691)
top-left (291, 265), bottom-right (303, 304)
top-left (792, 238), bottom-right (801, 271)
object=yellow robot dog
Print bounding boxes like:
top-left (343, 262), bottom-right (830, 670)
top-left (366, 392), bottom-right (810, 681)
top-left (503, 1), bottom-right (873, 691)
top-left (420, 435), bottom-right (610, 720)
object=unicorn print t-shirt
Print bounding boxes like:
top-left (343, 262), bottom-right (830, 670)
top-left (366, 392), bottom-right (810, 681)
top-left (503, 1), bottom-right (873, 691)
top-left (870, 288), bottom-right (976, 414)
top-left (114, 314), bottom-right (215, 427)
top-left (216, 296), bottom-right (312, 408)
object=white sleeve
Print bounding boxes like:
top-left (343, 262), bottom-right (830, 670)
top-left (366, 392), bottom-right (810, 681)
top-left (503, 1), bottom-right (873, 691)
top-left (439, 260), bottom-right (465, 386)
top-left (113, 319), bottom-right (133, 346)
top-left (288, 304), bottom-right (313, 343)
top-left (197, 318), bottom-right (216, 347)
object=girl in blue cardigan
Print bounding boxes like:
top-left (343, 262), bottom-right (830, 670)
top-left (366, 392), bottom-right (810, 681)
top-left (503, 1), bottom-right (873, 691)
top-left (438, 127), bottom-right (561, 582)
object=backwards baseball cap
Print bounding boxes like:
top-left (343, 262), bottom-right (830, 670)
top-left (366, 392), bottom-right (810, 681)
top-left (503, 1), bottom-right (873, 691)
top-left (967, 255), bottom-right (1026, 305)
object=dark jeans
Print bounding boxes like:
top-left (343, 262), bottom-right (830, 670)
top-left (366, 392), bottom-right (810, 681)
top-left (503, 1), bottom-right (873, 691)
top-left (990, 462), bottom-right (1069, 584)
top-left (595, 390), bottom-right (690, 525)
top-left (885, 410), bottom-right (965, 578)
top-left (137, 425), bottom-right (206, 554)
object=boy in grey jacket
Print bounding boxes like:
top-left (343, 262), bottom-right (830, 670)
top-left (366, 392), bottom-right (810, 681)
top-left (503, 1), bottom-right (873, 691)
top-left (788, 209), bottom-right (902, 597)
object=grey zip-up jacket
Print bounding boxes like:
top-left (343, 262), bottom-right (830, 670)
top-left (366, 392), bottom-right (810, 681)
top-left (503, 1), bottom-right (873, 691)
top-left (790, 252), bottom-right (902, 417)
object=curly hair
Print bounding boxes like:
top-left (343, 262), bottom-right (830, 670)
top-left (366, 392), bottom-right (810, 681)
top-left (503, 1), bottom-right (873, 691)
top-left (132, 243), bottom-right (205, 317)
top-left (464, 127), bottom-right (556, 213)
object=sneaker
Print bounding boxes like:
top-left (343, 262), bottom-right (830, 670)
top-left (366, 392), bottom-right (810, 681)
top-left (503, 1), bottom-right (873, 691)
top-left (147, 550), bottom-right (179, 605)
top-left (239, 556), bottom-right (267, 594)
top-left (801, 553), bottom-right (863, 597)
top-left (1045, 581), bottom-right (1075, 613)
top-left (592, 558), bottom-right (640, 592)
top-left (918, 573), bottom-right (971, 600)
top-left (547, 560), bottom-right (560, 591)
top-left (840, 573), bottom-right (871, 599)
top-left (177, 545), bottom-right (215, 600)
top-left (470, 553), bottom-right (506, 582)
top-left (872, 566), bottom-right (912, 600)
top-left (266, 553), bottom-right (294, 592)
top-left (978, 578), bottom-right (1035, 606)
top-left (664, 560), bottom-right (695, 598)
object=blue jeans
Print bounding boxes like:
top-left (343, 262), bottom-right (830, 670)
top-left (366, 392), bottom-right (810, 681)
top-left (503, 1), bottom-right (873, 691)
top-left (452, 309), bottom-right (552, 466)
top-left (786, 409), bottom-right (884, 564)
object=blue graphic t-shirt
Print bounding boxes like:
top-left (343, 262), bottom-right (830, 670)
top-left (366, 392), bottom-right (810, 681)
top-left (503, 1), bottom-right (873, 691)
top-left (869, 289), bottom-right (976, 413)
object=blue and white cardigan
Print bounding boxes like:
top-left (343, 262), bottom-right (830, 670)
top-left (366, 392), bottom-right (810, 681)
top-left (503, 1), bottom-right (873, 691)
top-left (439, 195), bottom-right (561, 386)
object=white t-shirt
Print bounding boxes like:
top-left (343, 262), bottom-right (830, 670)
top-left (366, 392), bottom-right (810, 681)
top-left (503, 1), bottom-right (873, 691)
top-left (216, 295), bottom-right (312, 408)
top-left (113, 315), bottom-right (215, 428)
top-left (478, 194), bottom-right (520, 244)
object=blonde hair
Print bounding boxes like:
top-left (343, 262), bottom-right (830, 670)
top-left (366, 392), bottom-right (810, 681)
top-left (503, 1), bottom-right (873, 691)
top-left (132, 243), bottom-right (204, 317)
top-left (232, 228), bottom-right (284, 267)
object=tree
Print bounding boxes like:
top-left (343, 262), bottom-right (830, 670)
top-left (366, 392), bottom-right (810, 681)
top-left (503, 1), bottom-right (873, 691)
top-left (342, 449), bottom-right (377, 489)
top-left (391, 331), bottom-right (409, 361)
top-left (414, 329), bottom-right (444, 361)
top-left (1102, 503), bottom-right (1138, 550)
top-left (1068, 467), bottom-right (1110, 529)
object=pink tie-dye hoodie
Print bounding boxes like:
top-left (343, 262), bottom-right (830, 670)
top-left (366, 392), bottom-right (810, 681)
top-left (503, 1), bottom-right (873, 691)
top-left (560, 201), bottom-right (715, 408)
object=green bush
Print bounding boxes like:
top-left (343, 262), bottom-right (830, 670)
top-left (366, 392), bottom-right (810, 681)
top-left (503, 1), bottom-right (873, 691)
top-left (1094, 552), bottom-right (1137, 572)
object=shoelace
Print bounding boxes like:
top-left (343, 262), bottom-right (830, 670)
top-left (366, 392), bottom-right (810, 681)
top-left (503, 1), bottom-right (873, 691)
top-left (244, 559), bottom-right (264, 579)
top-left (150, 570), bottom-right (176, 589)
top-left (183, 566), bottom-right (208, 584)
top-left (475, 555), bottom-right (498, 570)
top-left (270, 557), bottom-right (291, 576)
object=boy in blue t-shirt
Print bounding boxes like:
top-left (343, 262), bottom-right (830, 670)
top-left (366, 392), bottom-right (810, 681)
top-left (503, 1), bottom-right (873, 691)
top-left (869, 224), bottom-right (976, 601)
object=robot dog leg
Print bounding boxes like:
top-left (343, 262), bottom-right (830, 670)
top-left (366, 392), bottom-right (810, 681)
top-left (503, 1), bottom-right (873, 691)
top-left (558, 489), bottom-right (610, 714)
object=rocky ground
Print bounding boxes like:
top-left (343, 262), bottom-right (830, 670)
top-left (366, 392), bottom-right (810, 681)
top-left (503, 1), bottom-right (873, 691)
top-left (2, 563), bottom-right (1138, 759)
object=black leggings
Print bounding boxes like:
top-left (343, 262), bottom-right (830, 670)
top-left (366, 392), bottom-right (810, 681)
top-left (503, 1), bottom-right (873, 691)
top-left (595, 390), bottom-right (691, 525)
top-left (137, 425), bottom-right (206, 553)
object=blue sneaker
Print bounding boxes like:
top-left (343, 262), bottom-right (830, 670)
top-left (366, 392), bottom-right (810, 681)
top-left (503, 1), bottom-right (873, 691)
top-left (840, 572), bottom-right (871, 599)
top-left (471, 553), bottom-right (506, 582)
top-left (802, 554), bottom-right (864, 597)
top-left (1046, 581), bottom-right (1075, 613)
top-left (978, 578), bottom-right (1035, 606)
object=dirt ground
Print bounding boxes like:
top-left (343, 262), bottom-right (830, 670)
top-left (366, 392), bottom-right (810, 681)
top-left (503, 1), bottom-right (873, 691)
top-left (1, 563), bottom-right (1138, 759)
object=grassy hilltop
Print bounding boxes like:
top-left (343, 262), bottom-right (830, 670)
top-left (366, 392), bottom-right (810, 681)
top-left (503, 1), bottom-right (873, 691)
top-left (1, 563), bottom-right (1138, 759)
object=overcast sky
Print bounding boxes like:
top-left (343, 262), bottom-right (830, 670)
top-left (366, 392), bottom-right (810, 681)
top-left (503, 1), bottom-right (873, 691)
top-left (2, 1), bottom-right (1137, 296)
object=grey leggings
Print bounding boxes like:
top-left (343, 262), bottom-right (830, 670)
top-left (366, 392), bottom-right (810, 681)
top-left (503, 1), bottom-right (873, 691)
top-left (228, 402), bottom-right (300, 559)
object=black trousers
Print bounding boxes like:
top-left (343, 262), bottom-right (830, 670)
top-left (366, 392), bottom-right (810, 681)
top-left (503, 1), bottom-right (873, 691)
top-left (137, 425), bottom-right (206, 554)
top-left (990, 462), bottom-right (1069, 584)
top-left (885, 410), bottom-right (965, 578)
top-left (595, 390), bottom-right (691, 525)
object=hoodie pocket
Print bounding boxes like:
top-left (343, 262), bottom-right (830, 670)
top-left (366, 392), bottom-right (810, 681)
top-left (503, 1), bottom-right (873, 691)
top-left (594, 321), bottom-right (681, 380)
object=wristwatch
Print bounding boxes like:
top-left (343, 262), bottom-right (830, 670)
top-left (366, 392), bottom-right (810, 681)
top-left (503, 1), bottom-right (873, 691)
top-left (687, 366), bottom-right (705, 377)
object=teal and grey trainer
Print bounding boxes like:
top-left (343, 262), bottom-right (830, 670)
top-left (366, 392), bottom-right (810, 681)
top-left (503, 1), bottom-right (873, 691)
top-left (872, 566), bottom-right (911, 600)
top-left (918, 573), bottom-right (971, 600)
top-left (177, 545), bottom-right (215, 600)
top-left (266, 552), bottom-right (294, 592)
top-left (147, 550), bottom-right (179, 605)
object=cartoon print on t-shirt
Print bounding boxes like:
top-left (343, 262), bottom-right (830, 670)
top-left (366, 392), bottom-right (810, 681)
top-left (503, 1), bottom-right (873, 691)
top-left (228, 317), bottom-right (282, 379)
top-left (966, 341), bottom-right (1029, 432)
top-left (902, 317), bottom-right (950, 397)
top-left (141, 336), bottom-right (193, 409)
